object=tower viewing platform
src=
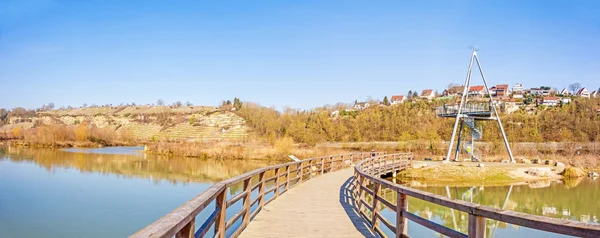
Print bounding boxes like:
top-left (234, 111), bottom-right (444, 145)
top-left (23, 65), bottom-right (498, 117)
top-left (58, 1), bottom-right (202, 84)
top-left (436, 102), bottom-right (494, 119)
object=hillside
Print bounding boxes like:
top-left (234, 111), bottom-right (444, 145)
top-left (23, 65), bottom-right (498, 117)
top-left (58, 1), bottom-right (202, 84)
top-left (0, 105), bottom-right (249, 142)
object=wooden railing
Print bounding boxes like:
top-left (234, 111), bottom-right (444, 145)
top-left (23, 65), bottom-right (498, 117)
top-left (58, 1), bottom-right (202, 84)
top-left (131, 152), bottom-right (384, 238)
top-left (354, 154), bottom-right (600, 238)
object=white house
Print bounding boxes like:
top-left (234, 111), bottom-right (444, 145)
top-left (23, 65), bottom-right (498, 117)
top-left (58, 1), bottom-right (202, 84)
top-left (512, 83), bottom-right (524, 94)
top-left (558, 88), bottom-right (571, 96)
top-left (561, 97), bottom-right (571, 104)
top-left (542, 97), bottom-right (559, 106)
top-left (354, 102), bottom-right (370, 110)
top-left (576, 87), bottom-right (590, 98)
top-left (529, 88), bottom-right (552, 96)
top-left (512, 83), bottom-right (524, 99)
top-left (591, 91), bottom-right (598, 98)
top-left (390, 95), bottom-right (405, 105)
top-left (420, 89), bottom-right (435, 100)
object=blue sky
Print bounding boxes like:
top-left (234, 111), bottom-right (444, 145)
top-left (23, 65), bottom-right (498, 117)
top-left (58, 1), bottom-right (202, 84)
top-left (1, 0), bottom-right (599, 110)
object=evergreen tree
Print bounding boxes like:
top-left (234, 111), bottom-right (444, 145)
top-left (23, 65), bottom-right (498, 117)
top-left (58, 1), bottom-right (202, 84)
top-left (383, 96), bottom-right (390, 106)
top-left (408, 90), bottom-right (413, 98)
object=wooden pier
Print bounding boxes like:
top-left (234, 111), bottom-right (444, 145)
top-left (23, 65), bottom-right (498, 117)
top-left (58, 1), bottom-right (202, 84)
top-left (131, 152), bottom-right (600, 238)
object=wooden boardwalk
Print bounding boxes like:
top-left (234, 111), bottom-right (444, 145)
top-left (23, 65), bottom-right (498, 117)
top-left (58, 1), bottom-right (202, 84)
top-left (239, 168), bottom-right (378, 238)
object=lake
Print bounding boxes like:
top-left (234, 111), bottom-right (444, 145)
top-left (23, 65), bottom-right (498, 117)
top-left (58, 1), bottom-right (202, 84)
top-left (0, 146), bottom-right (280, 238)
top-left (378, 177), bottom-right (600, 237)
top-left (0, 146), bottom-right (598, 237)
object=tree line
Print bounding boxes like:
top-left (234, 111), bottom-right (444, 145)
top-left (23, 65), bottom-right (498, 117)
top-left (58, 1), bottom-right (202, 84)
top-left (235, 98), bottom-right (600, 145)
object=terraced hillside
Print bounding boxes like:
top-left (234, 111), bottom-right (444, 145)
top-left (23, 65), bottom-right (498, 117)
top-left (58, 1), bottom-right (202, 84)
top-left (0, 106), bottom-right (250, 142)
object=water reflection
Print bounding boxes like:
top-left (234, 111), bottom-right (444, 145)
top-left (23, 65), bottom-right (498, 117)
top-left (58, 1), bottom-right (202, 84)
top-left (377, 178), bottom-right (600, 237)
top-left (2, 146), bottom-right (281, 185)
top-left (0, 146), bottom-right (284, 238)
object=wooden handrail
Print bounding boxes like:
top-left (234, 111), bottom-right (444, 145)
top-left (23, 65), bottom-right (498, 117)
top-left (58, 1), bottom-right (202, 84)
top-left (353, 154), bottom-right (600, 238)
top-left (130, 152), bottom-right (384, 238)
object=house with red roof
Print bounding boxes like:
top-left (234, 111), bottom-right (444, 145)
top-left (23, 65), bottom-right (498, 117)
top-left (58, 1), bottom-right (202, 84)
top-left (468, 85), bottom-right (486, 97)
top-left (420, 89), bottom-right (435, 100)
top-left (390, 95), bottom-right (405, 105)
top-left (490, 84), bottom-right (510, 98)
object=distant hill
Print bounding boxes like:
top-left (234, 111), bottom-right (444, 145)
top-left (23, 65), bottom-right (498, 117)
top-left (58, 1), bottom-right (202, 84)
top-left (0, 106), bottom-right (249, 142)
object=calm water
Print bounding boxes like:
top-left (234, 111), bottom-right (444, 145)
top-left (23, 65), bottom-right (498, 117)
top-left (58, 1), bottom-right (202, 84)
top-left (0, 146), bottom-right (280, 238)
top-left (1, 146), bottom-right (598, 237)
top-left (376, 177), bottom-right (600, 237)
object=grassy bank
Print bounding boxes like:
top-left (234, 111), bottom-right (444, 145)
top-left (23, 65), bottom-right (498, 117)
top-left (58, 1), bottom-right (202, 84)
top-left (144, 139), bottom-right (352, 160)
top-left (396, 162), bottom-right (568, 186)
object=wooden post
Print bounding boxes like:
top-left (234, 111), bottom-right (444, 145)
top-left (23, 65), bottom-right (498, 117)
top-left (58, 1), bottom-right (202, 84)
top-left (274, 168), bottom-right (281, 197)
top-left (371, 183), bottom-right (381, 229)
top-left (242, 178), bottom-right (251, 226)
top-left (309, 160), bottom-right (314, 178)
top-left (214, 190), bottom-right (227, 238)
top-left (468, 214), bottom-right (486, 238)
top-left (299, 162), bottom-right (304, 184)
top-left (396, 193), bottom-right (408, 238)
top-left (285, 165), bottom-right (290, 191)
top-left (356, 175), bottom-right (364, 211)
top-left (258, 171), bottom-right (266, 208)
top-left (321, 158), bottom-right (325, 175)
top-left (175, 217), bottom-right (195, 238)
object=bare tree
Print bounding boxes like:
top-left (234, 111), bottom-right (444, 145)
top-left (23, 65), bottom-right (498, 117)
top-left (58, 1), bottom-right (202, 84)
top-left (185, 101), bottom-right (192, 107)
top-left (156, 99), bottom-right (165, 106)
top-left (569, 83), bottom-right (581, 94)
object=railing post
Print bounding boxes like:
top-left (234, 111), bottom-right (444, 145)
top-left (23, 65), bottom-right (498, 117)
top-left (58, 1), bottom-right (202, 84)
top-left (274, 168), bottom-right (281, 197)
top-left (242, 177), bottom-right (251, 227)
top-left (285, 165), bottom-right (290, 191)
top-left (299, 162), bottom-right (304, 184)
top-left (468, 214), bottom-right (486, 238)
top-left (258, 171), bottom-right (266, 208)
top-left (329, 156), bottom-right (333, 172)
top-left (175, 217), bottom-right (195, 238)
top-left (214, 190), bottom-right (227, 238)
top-left (371, 183), bottom-right (381, 230)
top-left (309, 160), bottom-right (314, 178)
top-left (321, 158), bottom-right (325, 175)
top-left (396, 193), bottom-right (408, 238)
top-left (356, 175), bottom-right (364, 211)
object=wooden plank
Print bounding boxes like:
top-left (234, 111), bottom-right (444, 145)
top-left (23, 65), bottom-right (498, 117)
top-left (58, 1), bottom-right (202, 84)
top-left (265, 186), bottom-right (276, 195)
top-left (396, 193), bottom-right (408, 238)
top-left (250, 206), bottom-right (261, 221)
top-left (403, 210), bottom-right (467, 238)
top-left (250, 182), bottom-right (260, 192)
top-left (225, 209), bottom-right (247, 230)
top-left (468, 214), bottom-right (486, 238)
top-left (377, 213), bottom-right (396, 233)
top-left (214, 190), bottom-right (227, 238)
top-left (226, 191), bottom-right (247, 208)
top-left (130, 184), bottom-right (224, 238)
top-left (360, 199), bottom-right (373, 212)
top-left (361, 185), bottom-right (374, 196)
top-left (175, 217), bottom-right (194, 238)
top-left (377, 196), bottom-right (396, 211)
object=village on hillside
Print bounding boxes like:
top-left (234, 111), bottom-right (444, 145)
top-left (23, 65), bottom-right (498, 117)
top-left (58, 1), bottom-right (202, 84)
top-left (353, 83), bottom-right (600, 114)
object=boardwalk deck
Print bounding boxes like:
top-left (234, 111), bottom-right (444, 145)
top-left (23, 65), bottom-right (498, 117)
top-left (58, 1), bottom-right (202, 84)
top-left (239, 168), bottom-right (378, 238)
